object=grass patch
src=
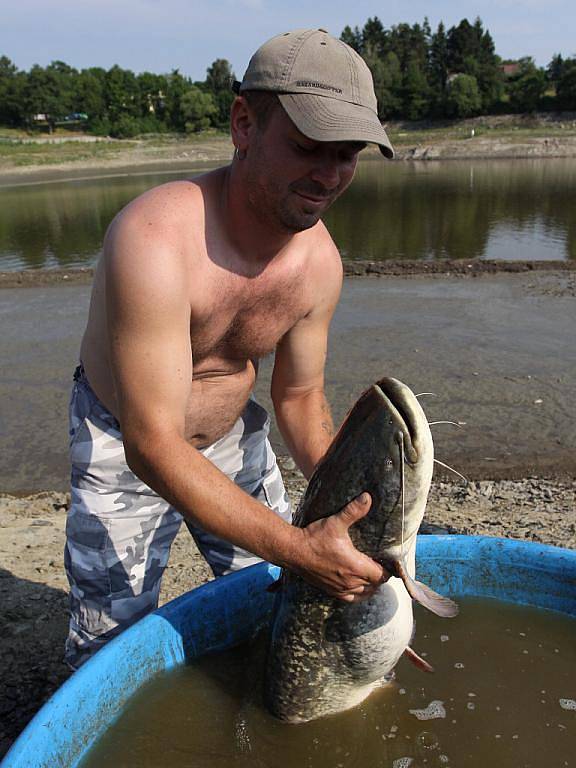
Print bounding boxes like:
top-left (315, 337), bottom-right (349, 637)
top-left (0, 140), bottom-right (134, 167)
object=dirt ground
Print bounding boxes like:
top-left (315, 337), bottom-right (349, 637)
top-left (1, 458), bottom-right (574, 759)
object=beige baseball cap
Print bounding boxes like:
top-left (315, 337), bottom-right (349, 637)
top-left (234, 28), bottom-right (394, 159)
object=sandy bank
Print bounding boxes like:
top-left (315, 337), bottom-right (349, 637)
top-left (2, 124), bottom-right (576, 186)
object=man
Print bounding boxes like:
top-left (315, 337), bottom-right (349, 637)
top-left (65, 28), bottom-right (395, 669)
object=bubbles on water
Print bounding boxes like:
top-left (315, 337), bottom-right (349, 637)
top-left (559, 699), bottom-right (576, 711)
top-left (454, 662), bottom-right (465, 669)
top-left (467, 702), bottom-right (476, 710)
top-left (440, 635), bottom-right (450, 642)
top-left (439, 755), bottom-right (450, 764)
top-left (409, 701), bottom-right (446, 721)
top-left (417, 731), bottom-right (440, 751)
top-left (392, 758), bottom-right (413, 768)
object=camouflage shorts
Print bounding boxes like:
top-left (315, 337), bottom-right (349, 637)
top-left (65, 365), bottom-right (292, 669)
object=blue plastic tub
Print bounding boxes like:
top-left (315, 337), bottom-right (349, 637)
top-left (3, 535), bottom-right (576, 768)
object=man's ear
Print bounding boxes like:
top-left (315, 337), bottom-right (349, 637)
top-left (230, 96), bottom-right (255, 155)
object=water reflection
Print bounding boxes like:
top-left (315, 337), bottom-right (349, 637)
top-left (0, 159), bottom-right (574, 270)
top-left (325, 158), bottom-right (575, 261)
top-left (0, 170), bottom-right (195, 270)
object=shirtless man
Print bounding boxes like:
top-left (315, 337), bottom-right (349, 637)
top-left (65, 29), bottom-right (395, 668)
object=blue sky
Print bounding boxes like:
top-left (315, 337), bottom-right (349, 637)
top-left (2, 0), bottom-right (574, 79)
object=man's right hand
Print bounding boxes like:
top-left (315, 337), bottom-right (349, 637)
top-left (289, 492), bottom-right (390, 602)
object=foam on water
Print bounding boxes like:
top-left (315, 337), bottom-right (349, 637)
top-left (559, 699), bottom-right (576, 711)
top-left (408, 701), bottom-right (446, 721)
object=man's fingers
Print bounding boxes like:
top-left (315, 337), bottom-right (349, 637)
top-left (332, 581), bottom-right (382, 602)
top-left (337, 492), bottom-right (372, 527)
top-left (337, 590), bottom-right (378, 604)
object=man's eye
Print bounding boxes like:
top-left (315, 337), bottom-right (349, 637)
top-left (295, 142), bottom-right (315, 154)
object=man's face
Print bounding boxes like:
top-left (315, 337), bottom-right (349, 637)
top-left (244, 105), bottom-right (365, 234)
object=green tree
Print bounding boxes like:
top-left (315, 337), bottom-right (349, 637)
top-left (362, 17), bottom-right (387, 59)
top-left (165, 69), bottom-right (191, 130)
top-left (22, 65), bottom-right (64, 128)
top-left (340, 25), bottom-right (363, 53)
top-left (363, 46), bottom-right (402, 118)
top-left (402, 54), bottom-right (430, 119)
top-left (389, 22), bottom-right (428, 71)
top-left (475, 23), bottom-right (503, 109)
top-left (204, 58), bottom-right (235, 128)
top-left (180, 86), bottom-right (217, 132)
top-left (547, 53), bottom-right (564, 84)
top-left (105, 65), bottom-right (139, 122)
top-left (0, 56), bottom-right (25, 126)
top-left (447, 19), bottom-right (478, 72)
top-left (507, 58), bottom-right (546, 112)
top-left (77, 68), bottom-right (107, 123)
top-left (46, 60), bottom-right (78, 116)
top-left (137, 71), bottom-right (168, 123)
top-left (447, 18), bottom-right (502, 110)
top-left (556, 58), bottom-right (576, 110)
top-left (445, 73), bottom-right (482, 117)
top-left (429, 22), bottom-right (449, 114)
top-left (205, 58), bottom-right (234, 92)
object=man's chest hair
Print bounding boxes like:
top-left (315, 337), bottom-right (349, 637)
top-left (191, 273), bottom-right (309, 362)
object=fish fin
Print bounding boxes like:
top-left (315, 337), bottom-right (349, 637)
top-left (404, 645), bottom-right (434, 673)
top-left (396, 561), bottom-right (459, 618)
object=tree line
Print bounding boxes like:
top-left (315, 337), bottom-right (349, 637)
top-left (0, 17), bottom-right (575, 137)
top-left (341, 17), bottom-right (576, 119)
top-left (0, 57), bottom-right (236, 137)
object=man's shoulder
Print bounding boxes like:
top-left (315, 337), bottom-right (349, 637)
top-left (115, 177), bottom-right (208, 234)
top-left (105, 171), bottom-right (226, 268)
top-left (298, 221), bottom-right (343, 278)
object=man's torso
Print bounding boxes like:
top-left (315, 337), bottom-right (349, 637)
top-left (80, 170), bottom-right (330, 447)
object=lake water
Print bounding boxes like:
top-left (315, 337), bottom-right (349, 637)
top-left (1, 158), bottom-right (575, 271)
top-left (80, 597), bottom-right (576, 768)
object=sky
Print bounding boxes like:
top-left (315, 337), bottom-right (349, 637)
top-left (1, 0), bottom-right (574, 79)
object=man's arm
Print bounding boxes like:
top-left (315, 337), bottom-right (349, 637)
top-left (271, 234), bottom-right (342, 479)
top-left (105, 205), bottom-right (385, 600)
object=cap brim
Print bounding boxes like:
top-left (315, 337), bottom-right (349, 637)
top-left (278, 93), bottom-right (394, 159)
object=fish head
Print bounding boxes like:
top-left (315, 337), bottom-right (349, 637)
top-left (300, 377), bottom-right (433, 559)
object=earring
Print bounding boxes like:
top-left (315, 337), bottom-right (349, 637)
top-left (235, 147), bottom-right (246, 160)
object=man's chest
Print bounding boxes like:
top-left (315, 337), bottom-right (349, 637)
top-left (191, 272), bottom-right (309, 361)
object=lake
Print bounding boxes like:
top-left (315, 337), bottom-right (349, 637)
top-left (0, 157), bottom-right (575, 271)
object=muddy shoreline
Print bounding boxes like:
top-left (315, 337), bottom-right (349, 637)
top-left (1, 258), bottom-right (575, 289)
top-left (1, 115), bottom-right (576, 187)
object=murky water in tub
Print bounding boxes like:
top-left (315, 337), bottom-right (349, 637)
top-left (81, 598), bottom-right (576, 768)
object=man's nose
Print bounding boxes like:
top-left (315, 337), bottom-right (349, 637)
top-left (309, 159), bottom-right (341, 190)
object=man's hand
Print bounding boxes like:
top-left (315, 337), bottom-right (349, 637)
top-left (291, 492), bottom-right (390, 602)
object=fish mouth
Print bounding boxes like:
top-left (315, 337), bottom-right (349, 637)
top-left (372, 378), bottom-right (420, 465)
